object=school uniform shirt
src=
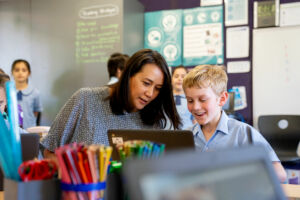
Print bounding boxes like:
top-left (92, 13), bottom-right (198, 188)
top-left (192, 111), bottom-right (279, 162)
top-left (174, 94), bottom-right (194, 130)
top-left (107, 76), bottom-right (119, 85)
top-left (17, 84), bottom-right (42, 129)
top-left (40, 86), bottom-right (155, 152)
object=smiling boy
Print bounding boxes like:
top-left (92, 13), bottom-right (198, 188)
top-left (183, 65), bottom-right (287, 183)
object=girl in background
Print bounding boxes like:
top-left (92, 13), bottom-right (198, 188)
top-left (172, 66), bottom-right (195, 130)
top-left (11, 59), bottom-right (42, 129)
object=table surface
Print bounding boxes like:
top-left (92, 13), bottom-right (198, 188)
top-left (0, 184), bottom-right (299, 200)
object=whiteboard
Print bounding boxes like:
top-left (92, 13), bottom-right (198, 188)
top-left (253, 26), bottom-right (300, 128)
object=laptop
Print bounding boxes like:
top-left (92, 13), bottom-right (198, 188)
top-left (107, 129), bottom-right (195, 160)
top-left (123, 145), bottom-right (286, 200)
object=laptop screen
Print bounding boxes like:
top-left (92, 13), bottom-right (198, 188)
top-left (123, 146), bottom-right (286, 200)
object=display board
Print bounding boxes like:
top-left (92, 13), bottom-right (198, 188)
top-left (252, 26), bottom-right (300, 127)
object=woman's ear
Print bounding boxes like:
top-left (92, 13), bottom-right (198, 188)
top-left (219, 91), bottom-right (228, 107)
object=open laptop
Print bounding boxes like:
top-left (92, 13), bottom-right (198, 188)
top-left (123, 145), bottom-right (286, 200)
top-left (107, 129), bottom-right (195, 160)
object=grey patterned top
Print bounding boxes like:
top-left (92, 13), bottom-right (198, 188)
top-left (41, 86), bottom-right (154, 152)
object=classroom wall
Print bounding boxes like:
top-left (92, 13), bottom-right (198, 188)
top-left (0, 0), bottom-right (144, 126)
top-left (140, 0), bottom-right (300, 125)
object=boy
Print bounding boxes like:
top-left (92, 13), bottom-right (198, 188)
top-left (183, 65), bottom-right (287, 182)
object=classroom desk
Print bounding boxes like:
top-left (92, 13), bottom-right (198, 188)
top-left (0, 184), bottom-right (299, 200)
top-left (282, 184), bottom-right (300, 199)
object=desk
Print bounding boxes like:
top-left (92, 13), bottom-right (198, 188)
top-left (0, 184), bottom-right (299, 200)
top-left (282, 184), bottom-right (300, 199)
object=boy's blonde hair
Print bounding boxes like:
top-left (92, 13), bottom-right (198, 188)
top-left (183, 65), bottom-right (228, 96)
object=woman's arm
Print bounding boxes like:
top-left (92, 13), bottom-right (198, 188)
top-left (272, 161), bottom-right (287, 183)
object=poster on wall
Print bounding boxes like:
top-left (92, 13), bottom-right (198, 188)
top-left (183, 6), bottom-right (224, 66)
top-left (225, 0), bottom-right (248, 26)
top-left (144, 10), bottom-right (182, 67)
top-left (226, 26), bottom-right (249, 58)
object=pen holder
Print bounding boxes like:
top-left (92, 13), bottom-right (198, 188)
top-left (61, 181), bottom-right (106, 200)
top-left (4, 178), bottom-right (61, 200)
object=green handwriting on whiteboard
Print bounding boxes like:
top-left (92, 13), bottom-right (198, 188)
top-left (75, 20), bottom-right (120, 64)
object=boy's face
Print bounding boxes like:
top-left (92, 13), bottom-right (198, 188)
top-left (0, 87), bottom-right (6, 113)
top-left (185, 86), bottom-right (227, 127)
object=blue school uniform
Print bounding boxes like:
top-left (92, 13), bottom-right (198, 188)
top-left (17, 84), bottom-right (42, 129)
top-left (192, 111), bottom-right (279, 162)
top-left (174, 94), bottom-right (194, 130)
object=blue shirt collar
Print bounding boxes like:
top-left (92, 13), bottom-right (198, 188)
top-left (18, 84), bottom-right (34, 96)
top-left (192, 110), bottom-right (229, 136)
top-left (216, 111), bottom-right (229, 135)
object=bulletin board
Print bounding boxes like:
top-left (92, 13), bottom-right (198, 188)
top-left (252, 26), bottom-right (300, 127)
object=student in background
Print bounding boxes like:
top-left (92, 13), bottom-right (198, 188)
top-left (107, 53), bottom-right (129, 85)
top-left (11, 59), bottom-right (43, 129)
top-left (0, 68), bottom-right (5, 74)
top-left (41, 49), bottom-right (180, 160)
top-left (172, 66), bottom-right (195, 129)
top-left (0, 73), bottom-right (10, 118)
top-left (183, 65), bottom-right (287, 182)
top-left (0, 73), bottom-right (27, 133)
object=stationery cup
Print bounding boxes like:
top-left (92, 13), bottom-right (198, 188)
top-left (61, 181), bottom-right (106, 200)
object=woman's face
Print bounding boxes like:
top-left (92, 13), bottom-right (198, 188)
top-left (129, 63), bottom-right (164, 111)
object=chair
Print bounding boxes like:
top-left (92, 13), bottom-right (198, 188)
top-left (223, 91), bottom-right (245, 122)
top-left (258, 115), bottom-right (300, 161)
top-left (36, 112), bottom-right (42, 126)
top-left (0, 133), bottom-right (40, 190)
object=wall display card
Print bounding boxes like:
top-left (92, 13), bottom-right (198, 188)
top-left (225, 0), bottom-right (248, 26)
top-left (201, 0), bottom-right (223, 7)
top-left (183, 6), bottom-right (224, 66)
top-left (229, 86), bottom-right (247, 111)
top-left (280, 2), bottom-right (300, 27)
top-left (226, 26), bottom-right (249, 58)
top-left (253, 0), bottom-right (279, 28)
top-left (144, 10), bottom-right (182, 67)
top-left (227, 61), bottom-right (250, 73)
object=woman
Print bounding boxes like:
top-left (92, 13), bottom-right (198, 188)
top-left (41, 49), bottom-right (180, 158)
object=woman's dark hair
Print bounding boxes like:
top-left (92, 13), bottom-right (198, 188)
top-left (11, 59), bottom-right (31, 74)
top-left (172, 65), bottom-right (188, 75)
top-left (109, 49), bottom-right (180, 129)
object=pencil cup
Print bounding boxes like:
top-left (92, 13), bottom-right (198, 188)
top-left (61, 181), bottom-right (106, 200)
top-left (4, 178), bottom-right (61, 200)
